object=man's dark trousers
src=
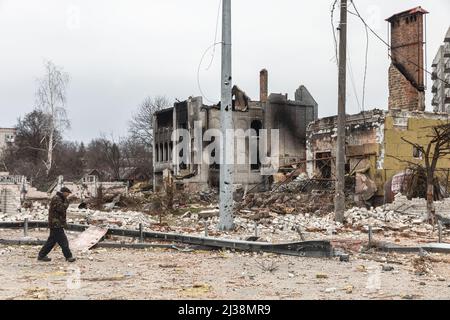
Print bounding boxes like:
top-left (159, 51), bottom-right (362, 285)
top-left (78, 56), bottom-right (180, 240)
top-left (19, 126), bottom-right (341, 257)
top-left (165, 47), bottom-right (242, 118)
top-left (38, 228), bottom-right (73, 259)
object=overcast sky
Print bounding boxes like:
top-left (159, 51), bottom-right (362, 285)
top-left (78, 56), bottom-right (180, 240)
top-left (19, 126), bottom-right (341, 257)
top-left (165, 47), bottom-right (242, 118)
top-left (0, 0), bottom-right (449, 142)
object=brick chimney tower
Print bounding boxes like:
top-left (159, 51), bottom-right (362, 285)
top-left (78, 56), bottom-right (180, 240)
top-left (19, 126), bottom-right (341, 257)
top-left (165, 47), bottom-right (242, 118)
top-left (260, 69), bottom-right (268, 103)
top-left (387, 7), bottom-right (428, 111)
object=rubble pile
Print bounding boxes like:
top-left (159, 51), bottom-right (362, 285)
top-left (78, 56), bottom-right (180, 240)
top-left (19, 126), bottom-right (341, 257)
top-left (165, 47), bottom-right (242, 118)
top-left (272, 173), bottom-right (334, 194)
top-left (385, 195), bottom-right (450, 221)
top-left (82, 209), bottom-right (157, 229)
top-left (0, 190), bottom-right (448, 244)
top-left (0, 202), bottom-right (47, 221)
top-left (343, 206), bottom-right (434, 235)
top-left (169, 212), bottom-right (343, 242)
top-left (0, 201), bottom-right (157, 230)
top-left (239, 191), bottom-right (334, 216)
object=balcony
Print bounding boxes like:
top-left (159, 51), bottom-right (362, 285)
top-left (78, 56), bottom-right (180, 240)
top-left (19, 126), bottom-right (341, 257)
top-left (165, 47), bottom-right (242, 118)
top-left (444, 44), bottom-right (450, 58)
top-left (445, 59), bottom-right (450, 73)
top-left (432, 96), bottom-right (440, 107)
top-left (432, 71), bottom-right (438, 80)
top-left (431, 83), bottom-right (438, 93)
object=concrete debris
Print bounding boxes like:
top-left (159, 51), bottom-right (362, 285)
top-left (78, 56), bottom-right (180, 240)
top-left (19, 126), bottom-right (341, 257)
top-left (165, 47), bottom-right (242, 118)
top-left (412, 256), bottom-right (434, 275)
top-left (382, 265), bottom-right (395, 272)
top-left (70, 226), bottom-right (109, 252)
top-left (0, 201), bottom-right (157, 230)
top-left (355, 173), bottom-right (377, 202)
top-left (240, 191), bottom-right (334, 216)
top-left (0, 183), bottom-right (449, 251)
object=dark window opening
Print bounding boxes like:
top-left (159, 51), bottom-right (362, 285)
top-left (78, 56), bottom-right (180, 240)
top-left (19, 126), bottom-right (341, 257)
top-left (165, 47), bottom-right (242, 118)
top-left (413, 146), bottom-right (423, 159)
top-left (315, 152), bottom-right (332, 179)
top-left (345, 163), bottom-right (351, 174)
top-left (251, 120), bottom-right (263, 170)
top-left (155, 144), bottom-right (159, 162)
top-left (209, 136), bottom-right (220, 170)
top-left (156, 110), bottom-right (173, 131)
top-left (164, 142), bottom-right (169, 162)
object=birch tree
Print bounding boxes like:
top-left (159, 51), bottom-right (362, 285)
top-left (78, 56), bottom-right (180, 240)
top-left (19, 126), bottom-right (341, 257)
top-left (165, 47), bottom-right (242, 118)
top-left (36, 60), bottom-right (70, 176)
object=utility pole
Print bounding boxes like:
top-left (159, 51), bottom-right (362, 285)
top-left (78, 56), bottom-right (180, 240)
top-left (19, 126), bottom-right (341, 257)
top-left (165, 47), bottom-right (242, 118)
top-left (335, 0), bottom-right (347, 223)
top-left (219, 0), bottom-right (234, 231)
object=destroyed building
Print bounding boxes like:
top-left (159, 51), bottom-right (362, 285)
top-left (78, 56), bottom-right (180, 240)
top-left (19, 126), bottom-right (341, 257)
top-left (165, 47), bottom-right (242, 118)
top-left (307, 7), bottom-right (450, 204)
top-left (307, 109), bottom-right (450, 204)
top-left (0, 127), bottom-right (16, 154)
top-left (153, 69), bottom-right (318, 191)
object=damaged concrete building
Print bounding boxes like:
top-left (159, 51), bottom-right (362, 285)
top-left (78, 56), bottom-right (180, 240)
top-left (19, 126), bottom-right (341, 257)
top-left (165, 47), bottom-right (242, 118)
top-left (153, 69), bottom-right (318, 191)
top-left (0, 127), bottom-right (16, 155)
top-left (431, 26), bottom-right (450, 113)
top-left (307, 7), bottom-right (450, 205)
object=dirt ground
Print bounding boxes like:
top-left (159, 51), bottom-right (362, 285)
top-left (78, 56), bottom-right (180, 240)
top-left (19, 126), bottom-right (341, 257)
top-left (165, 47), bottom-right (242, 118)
top-left (0, 229), bottom-right (449, 300)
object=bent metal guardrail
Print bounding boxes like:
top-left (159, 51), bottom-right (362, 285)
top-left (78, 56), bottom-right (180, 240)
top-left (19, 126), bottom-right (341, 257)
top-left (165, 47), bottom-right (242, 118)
top-left (0, 221), bottom-right (334, 258)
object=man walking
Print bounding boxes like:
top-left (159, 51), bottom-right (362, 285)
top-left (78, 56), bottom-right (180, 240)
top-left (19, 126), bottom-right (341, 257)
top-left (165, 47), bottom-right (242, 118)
top-left (38, 187), bottom-right (76, 262)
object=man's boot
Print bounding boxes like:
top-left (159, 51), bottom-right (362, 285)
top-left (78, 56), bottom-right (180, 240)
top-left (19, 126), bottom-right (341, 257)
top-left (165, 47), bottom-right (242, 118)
top-left (38, 256), bottom-right (52, 262)
top-left (66, 257), bottom-right (76, 263)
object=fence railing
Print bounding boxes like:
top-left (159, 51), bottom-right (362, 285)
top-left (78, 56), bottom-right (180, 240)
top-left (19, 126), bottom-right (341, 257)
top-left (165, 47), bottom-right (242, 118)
top-left (0, 176), bottom-right (26, 185)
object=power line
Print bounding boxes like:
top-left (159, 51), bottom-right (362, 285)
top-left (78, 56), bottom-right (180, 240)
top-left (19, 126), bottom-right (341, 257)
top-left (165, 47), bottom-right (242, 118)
top-left (196, 0), bottom-right (224, 104)
top-left (205, 0), bottom-right (223, 71)
top-left (349, 1), bottom-right (369, 112)
top-left (197, 42), bottom-right (222, 104)
top-left (331, 0), bottom-right (339, 66)
top-left (348, 0), bottom-right (449, 87)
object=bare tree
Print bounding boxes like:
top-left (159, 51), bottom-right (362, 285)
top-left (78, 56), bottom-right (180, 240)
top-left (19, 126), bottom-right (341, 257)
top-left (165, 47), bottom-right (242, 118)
top-left (119, 136), bottom-right (152, 172)
top-left (128, 96), bottom-right (171, 149)
top-left (394, 124), bottom-right (450, 225)
top-left (85, 136), bottom-right (121, 181)
top-left (36, 60), bottom-right (70, 176)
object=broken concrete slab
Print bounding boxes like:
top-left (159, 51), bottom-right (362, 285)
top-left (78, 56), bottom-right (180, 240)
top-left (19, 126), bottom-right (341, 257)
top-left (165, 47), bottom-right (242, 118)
top-left (70, 226), bottom-right (108, 252)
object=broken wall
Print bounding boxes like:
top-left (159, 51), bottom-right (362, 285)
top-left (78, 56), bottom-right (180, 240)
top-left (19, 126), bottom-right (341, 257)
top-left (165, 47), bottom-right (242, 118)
top-left (381, 110), bottom-right (450, 191)
top-left (307, 109), bottom-right (450, 199)
top-left (265, 90), bottom-right (317, 168)
top-left (306, 110), bottom-right (385, 193)
top-left (0, 186), bottom-right (21, 215)
top-left (202, 103), bottom-right (265, 189)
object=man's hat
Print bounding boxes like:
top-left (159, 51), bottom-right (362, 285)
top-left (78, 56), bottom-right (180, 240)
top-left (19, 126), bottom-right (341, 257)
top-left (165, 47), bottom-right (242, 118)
top-left (60, 187), bottom-right (72, 194)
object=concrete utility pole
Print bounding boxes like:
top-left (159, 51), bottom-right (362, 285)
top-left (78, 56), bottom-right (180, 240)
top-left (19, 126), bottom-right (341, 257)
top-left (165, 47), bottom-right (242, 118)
top-left (335, 0), bottom-right (347, 223)
top-left (219, 0), bottom-right (234, 231)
